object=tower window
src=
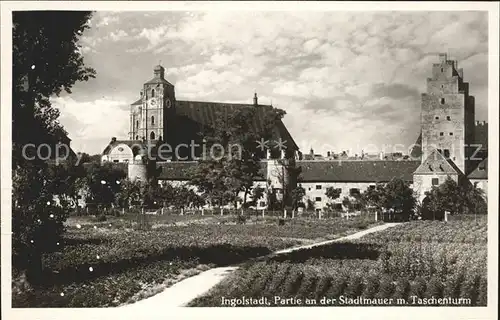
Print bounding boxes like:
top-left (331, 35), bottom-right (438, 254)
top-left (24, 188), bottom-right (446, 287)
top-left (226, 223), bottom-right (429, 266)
top-left (151, 116), bottom-right (155, 125)
top-left (449, 132), bottom-right (453, 136)
top-left (435, 116), bottom-right (439, 120)
top-left (440, 98), bottom-right (445, 104)
top-left (151, 89), bottom-right (155, 98)
top-left (150, 131), bottom-right (155, 140)
top-left (441, 68), bottom-right (444, 72)
top-left (315, 197), bottom-right (322, 202)
top-left (432, 178), bottom-right (439, 186)
top-left (136, 135), bottom-right (139, 140)
top-left (441, 84), bottom-right (444, 89)
top-left (446, 116), bottom-right (451, 120)
top-left (136, 120), bottom-right (139, 129)
top-left (440, 132), bottom-right (444, 136)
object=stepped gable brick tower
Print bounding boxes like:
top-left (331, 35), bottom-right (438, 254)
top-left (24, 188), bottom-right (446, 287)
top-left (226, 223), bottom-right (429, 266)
top-left (419, 53), bottom-right (475, 175)
top-left (129, 65), bottom-right (176, 156)
top-left (414, 53), bottom-right (476, 201)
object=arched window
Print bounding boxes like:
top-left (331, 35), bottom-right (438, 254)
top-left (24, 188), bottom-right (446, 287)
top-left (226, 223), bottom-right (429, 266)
top-left (150, 131), bottom-right (155, 140)
top-left (151, 89), bottom-right (155, 97)
top-left (136, 120), bottom-right (139, 129)
top-left (135, 135), bottom-right (139, 140)
top-left (151, 116), bottom-right (155, 125)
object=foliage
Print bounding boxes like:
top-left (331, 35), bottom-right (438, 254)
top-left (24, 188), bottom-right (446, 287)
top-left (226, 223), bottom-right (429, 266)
top-left (290, 185), bottom-right (306, 211)
top-left (82, 162), bottom-right (126, 208)
top-left (12, 11), bottom-right (96, 282)
top-left (361, 178), bottom-right (416, 219)
top-left (190, 106), bottom-right (286, 207)
top-left (423, 177), bottom-right (487, 219)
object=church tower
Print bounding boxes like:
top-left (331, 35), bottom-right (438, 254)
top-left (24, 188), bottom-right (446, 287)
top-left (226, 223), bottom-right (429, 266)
top-left (420, 53), bottom-right (475, 174)
top-left (129, 65), bottom-right (176, 150)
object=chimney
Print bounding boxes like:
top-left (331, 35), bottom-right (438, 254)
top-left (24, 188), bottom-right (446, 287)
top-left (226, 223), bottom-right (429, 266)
top-left (327, 151), bottom-right (331, 157)
top-left (476, 120), bottom-right (480, 125)
top-left (483, 120), bottom-right (487, 125)
top-left (439, 53), bottom-right (447, 63)
top-left (111, 137), bottom-right (117, 143)
top-left (253, 92), bottom-right (258, 106)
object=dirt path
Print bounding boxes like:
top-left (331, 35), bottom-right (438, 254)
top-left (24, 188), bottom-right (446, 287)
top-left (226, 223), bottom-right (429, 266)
top-left (120, 222), bottom-right (402, 308)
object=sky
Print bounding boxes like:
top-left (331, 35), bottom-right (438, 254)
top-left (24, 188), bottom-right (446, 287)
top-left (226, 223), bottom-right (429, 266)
top-left (52, 11), bottom-right (489, 155)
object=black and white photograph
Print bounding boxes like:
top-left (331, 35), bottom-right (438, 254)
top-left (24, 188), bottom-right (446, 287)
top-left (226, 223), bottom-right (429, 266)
top-left (1, 2), bottom-right (498, 320)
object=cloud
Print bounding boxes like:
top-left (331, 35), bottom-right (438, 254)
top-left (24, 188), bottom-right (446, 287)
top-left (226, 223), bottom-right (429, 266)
top-left (52, 96), bottom-right (130, 154)
top-left (61, 11), bottom-right (488, 156)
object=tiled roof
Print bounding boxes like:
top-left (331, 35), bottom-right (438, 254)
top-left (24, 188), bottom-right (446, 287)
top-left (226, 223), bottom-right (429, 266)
top-left (175, 100), bottom-right (299, 151)
top-left (297, 160), bottom-right (421, 182)
top-left (144, 77), bottom-right (173, 86)
top-left (157, 161), bottom-right (269, 181)
top-left (414, 149), bottom-right (460, 175)
top-left (467, 158), bottom-right (488, 179)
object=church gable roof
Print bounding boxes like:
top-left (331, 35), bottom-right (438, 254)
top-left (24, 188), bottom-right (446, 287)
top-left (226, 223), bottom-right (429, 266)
top-left (297, 160), bottom-right (420, 183)
top-left (174, 100), bottom-right (299, 151)
top-left (157, 161), bottom-right (268, 181)
top-left (414, 149), bottom-right (460, 175)
top-left (468, 158), bottom-right (488, 179)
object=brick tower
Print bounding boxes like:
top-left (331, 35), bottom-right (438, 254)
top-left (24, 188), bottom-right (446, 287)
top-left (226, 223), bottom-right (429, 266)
top-left (420, 53), bottom-right (475, 175)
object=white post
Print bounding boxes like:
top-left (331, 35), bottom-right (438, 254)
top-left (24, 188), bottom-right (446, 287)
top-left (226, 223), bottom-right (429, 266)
top-left (201, 208), bottom-right (204, 216)
top-left (161, 207), bottom-right (164, 215)
top-left (319, 211), bottom-right (322, 220)
top-left (262, 209), bottom-right (265, 218)
top-left (444, 211), bottom-right (449, 222)
top-left (221, 208), bottom-right (223, 216)
top-left (283, 209), bottom-right (286, 219)
top-left (122, 208), bottom-right (125, 215)
top-left (181, 208), bottom-right (184, 216)
top-left (292, 210), bottom-right (295, 219)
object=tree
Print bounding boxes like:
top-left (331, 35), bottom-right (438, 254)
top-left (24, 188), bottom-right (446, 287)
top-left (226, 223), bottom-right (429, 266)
top-left (12, 11), bottom-right (96, 283)
top-left (290, 185), bottom-right (306, 211)
top-left (325, 187), bottom-right (342, 211)
top-left (361, 178), bottom-right (416, 220)
top-left (423, 177), bottom-right (487, 220)
top-left (248, 185), bottom-right (265, 208)
top-left (190, 106), bottom-right (286, 208)
top-left (81, 162), bottom-right (126, 209)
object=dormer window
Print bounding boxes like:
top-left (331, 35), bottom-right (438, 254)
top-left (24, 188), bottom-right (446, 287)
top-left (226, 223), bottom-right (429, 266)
top-left (440, 132), bottom-right (444, 136)
top-left (446, 116), bottom-right (451, 121)
top-left (440, 98), bottom-right (445, 104)
top-left (441, 68), bottom-right (444, 72)
top-left (449, 132), bottom-right (453, 136)
top-left (435, 116), bottom-right (439, 120)
top-left (151, 89), bottom-right (155, 98)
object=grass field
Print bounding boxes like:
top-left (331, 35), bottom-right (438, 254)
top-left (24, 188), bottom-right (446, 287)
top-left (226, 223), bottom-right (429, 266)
top-left (12, 213), bottom-right (380, 307)
top-left (189, 216), bottom-right (488, 307)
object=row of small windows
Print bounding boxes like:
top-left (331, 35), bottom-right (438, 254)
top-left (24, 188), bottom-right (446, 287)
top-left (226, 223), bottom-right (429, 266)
top-left (439, 132), bottom-right (454, 136)
top-left (435, 116), bottom-right (451, 120)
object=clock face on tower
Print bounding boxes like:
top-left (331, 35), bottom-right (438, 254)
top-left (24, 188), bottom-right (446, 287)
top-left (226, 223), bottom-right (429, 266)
top-left (148, 99), bottom-right (156, 108)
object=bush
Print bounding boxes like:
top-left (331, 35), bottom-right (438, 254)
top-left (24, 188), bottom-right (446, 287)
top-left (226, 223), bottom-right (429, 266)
top-left (95, 214), bottom-right (107, 222)
top-left (235, 214), bottom-right (247, 224)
